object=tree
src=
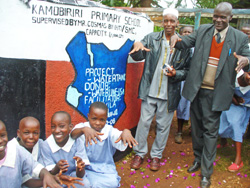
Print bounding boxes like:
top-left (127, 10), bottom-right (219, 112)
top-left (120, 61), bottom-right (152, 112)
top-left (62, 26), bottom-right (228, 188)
top-left (94, 0), bottom-right (249, 9)
top-left (92, 0), bottom-right (162, 7)
top-left (195, 0), bottom-right (240, 8)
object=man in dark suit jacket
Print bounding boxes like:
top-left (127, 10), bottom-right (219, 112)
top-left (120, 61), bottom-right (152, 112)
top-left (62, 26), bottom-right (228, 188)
top-left (171, 2), bottom-right (250, 188)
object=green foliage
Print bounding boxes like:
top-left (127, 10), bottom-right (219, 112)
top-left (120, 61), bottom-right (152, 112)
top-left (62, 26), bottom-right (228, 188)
top-left (200, 17), bottom-right (212, 25)
top-left (94, 0), bottom-right (245, 29)
top-left (93, 0), bottom-right (162, 7)
top-left (95, 0), bottom-right (127, 7)
top-left (178, 16), bottom-right (195, 26)
top-left (95, 0), bottom-right (246, 9)
top-left (139, 167), bottom-right (146, 172)
top-left (196, 0), bottom-right (240, 8)
top-left (154, 26), bottom-right (164, 32)
top-left (126, 0), bottom-right (161, 8)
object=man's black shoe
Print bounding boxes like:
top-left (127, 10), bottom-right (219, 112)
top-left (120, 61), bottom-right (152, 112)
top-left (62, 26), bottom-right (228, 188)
top-left (200, 176), bottom-right (211, 188)
top-left (187, 161), bottom-right (200, 173)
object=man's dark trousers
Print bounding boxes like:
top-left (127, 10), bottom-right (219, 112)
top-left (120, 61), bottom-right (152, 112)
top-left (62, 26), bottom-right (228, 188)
top-left (190, 88), bottom-right (222, 178)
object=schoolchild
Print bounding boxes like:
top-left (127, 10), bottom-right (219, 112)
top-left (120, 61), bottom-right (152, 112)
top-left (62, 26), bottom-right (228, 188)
top-left (17, 116), bottom-right (44, 164)
top-left (0, 120), bottom-right (61, 188)
top-left (218, 73), bottom-right (250, 172)
top-left (41, 111), bottom-right (90, 188)
top-left (71, 101), bottom-right (138, 188)
top-left (175, 26), bottom-right (194, 144)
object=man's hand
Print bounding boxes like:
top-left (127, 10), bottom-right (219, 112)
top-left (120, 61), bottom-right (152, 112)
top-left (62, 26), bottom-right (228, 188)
top-left (163, 66), bottom-right (176, 77)
top-left (129, 41), bottom-right (150, 55)
top-left (73, 156), bottom-right (85, 171)
top-left (234, 52), bottom-right (250, 73)
top-left (115, 129), bottom-right (138, 148)
top-left (56, 170), bottom-right (84, 188)
top-left (170, 33), bottom-right (182, 53)
top-left (82, 127), bottom-right (104, 147)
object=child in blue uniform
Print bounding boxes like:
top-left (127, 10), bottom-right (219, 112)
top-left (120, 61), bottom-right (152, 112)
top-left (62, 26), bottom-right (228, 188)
top-left (0, 120), bottom-right (61, 188)
top-left (71, 102), bottom-right (138, 188)
top-left (16, 116), bottom-right (45, 187)
top-left (41, 111), bottom-right (90, 188)
top-left (17, 116), bottom-right (44, 165)
top-left (218, 77), bottom-right (250, 172)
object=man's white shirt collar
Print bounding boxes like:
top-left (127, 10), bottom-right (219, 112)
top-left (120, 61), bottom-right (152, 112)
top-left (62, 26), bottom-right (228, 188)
top-left (47, 135), bottom-right (75, 153)
top-left (213, 26), bottom-right (229, 42)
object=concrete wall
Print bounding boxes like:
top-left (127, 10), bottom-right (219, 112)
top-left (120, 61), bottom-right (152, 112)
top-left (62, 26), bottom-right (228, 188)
top-left (0, 0), bottom-right (153, 139)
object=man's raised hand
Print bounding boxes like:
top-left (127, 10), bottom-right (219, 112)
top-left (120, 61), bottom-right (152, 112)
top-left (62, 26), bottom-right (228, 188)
top-left (234, 52), bottom-right (250, 73)
top-left (129, 41), bottom-right (150, 55)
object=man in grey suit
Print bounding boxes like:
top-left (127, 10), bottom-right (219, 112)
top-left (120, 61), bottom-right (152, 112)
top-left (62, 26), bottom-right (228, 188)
top-left (171, 2), bottom-right (250, 188)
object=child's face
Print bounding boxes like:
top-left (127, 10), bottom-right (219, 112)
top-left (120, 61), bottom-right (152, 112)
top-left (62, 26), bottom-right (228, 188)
top-left (51, 113), bottom-right (72, 147)
top-left (182, 27), bottom-right (193, 36)
top-left (17, 118), bottom-right (40, 151)
top-left (88, 107), bottom-right (107, 132)
top-left (0, 123), bottom-right (8, 159)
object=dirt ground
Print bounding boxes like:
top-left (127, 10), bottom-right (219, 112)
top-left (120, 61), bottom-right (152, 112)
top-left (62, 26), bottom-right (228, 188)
top-left (115, 113), bottom-right (250, 188)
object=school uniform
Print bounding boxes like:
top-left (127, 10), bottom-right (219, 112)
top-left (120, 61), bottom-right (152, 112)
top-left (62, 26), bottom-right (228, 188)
top-left (0, 138), bottom-right (43, 188)
top-left (41, 135), bottom-right (91, 188)
top-left (74, 122), bottom-right (128, 188)
top-left (16, 138), bottom-right (44, 165)
top-left (15, 138), bottom-right (44, 188)
top-left (31, 139), bottom-right (44, 165)
top-left (176, 81), bottom-right (190, 120)
top-left (219, 83), bottom-right (250, 143)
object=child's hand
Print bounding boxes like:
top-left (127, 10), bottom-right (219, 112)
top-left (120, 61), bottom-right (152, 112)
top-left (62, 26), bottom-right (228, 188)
top-left (56, 170), bottom-right (84, 188)
top-left (42, 173), bottom-right (62, 188)
top-left (56, 160), bottom-right (69, 173)
top-left (232, 94), bottom-right (245, 105)
top-left (83, 127), bottom-right (104, 147)
top-left (115, 129), bottom-right (138, 148)
top-left (73, 156), bottom-right (85, 171)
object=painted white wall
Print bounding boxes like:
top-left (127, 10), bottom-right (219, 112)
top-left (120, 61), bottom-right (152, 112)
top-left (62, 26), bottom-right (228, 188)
top-left (0, 0), bottom-right (153, 61)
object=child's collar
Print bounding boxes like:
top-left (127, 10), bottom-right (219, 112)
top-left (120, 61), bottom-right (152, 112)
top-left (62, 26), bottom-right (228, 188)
top-left (47, 135), bottom-right (75, 153)
top-left (31, 139), bottom-right (39, 161)
top-left (16, 137), bottom-right (39, 161)
top-left (0, 138), bottom-right (17, 168)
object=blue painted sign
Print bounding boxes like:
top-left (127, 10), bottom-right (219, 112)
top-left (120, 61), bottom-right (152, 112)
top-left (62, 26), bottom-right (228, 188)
top-left (66, 32), bottom-right (134, 125)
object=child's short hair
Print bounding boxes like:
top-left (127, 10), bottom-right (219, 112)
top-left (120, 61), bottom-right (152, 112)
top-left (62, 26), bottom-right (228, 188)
top-left (19, 116), bottom-right (40, 128)
top-left (89, 102), bottom-right (108, 113)
top-left (51, 111), bottom-right (71, 124)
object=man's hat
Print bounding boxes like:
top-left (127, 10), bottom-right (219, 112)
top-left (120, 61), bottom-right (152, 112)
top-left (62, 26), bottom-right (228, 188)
top-left (163, 8), bottom-right (179, 19)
